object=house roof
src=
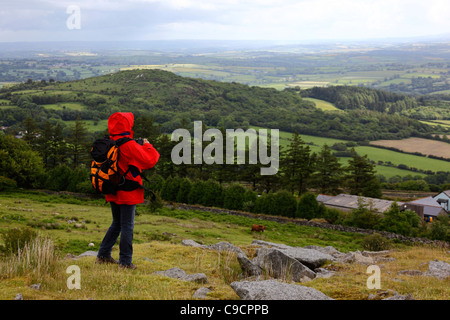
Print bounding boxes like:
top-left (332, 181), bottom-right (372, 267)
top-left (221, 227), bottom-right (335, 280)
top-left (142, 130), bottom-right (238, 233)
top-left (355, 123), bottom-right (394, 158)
top-left (321, 194), bottom-right (402, 213)
top-left (406, 196), bottom-right (447, 217)
top-left (408, 196), bottom-right (442, 208)
top-left (316, 194), bottom-right (335, 204)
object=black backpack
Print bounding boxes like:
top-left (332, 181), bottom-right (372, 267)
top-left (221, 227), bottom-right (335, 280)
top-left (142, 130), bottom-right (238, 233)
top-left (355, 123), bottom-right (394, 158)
top-left (90, 137), bottom-right (142, 195)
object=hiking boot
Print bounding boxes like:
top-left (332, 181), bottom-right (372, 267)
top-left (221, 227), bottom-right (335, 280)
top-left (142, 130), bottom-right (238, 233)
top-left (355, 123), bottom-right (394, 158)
top-left (95, 256), bottom-right (119, 265)
top-left (119, 263), bottom-right (137, 270)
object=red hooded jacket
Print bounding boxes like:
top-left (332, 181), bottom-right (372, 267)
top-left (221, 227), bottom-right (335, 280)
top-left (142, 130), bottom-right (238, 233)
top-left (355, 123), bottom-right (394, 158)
top-left (105, 112), bottom-right (160, 205)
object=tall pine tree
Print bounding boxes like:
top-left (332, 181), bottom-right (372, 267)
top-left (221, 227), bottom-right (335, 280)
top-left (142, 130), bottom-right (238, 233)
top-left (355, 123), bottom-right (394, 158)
top-left (280, 132), bottom-right (314, 195)
top-left (346, 149), bottom-right (382, 198)
top-left (312, 144), bottom-right (343, 195)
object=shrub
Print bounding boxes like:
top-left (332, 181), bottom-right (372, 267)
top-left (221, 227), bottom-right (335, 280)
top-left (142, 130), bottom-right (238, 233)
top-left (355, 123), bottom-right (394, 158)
top-left (161, 176), bottom-right (181, 201)
top-left (176, 178), bottom-right (192, 204)
top-left (147, 191), bottom-right (164, 213)
top-left (0, 227), bottom-right (38, 255)
top-left (223, 183), bottom-right (246, 210)
top-left (361, 233), bottom-right (391, 251)
top-left (273, 190), bottom-right (298, 218)
top-left (45, 164), bottom-right (73, 191)
top-left (253, 190), bottom-right (297, 217)
top-left (296, 193), bottom-right (320, 220)
top-left (144, 173), bottom-right (165, 193)
top-left (324, 207), bottom-right (342, 224)
top-left (378, 203), bottom-right (420, 236)
top-left (187, 180), bottom-right (206, 205)
top-left (0, 175), bottom-right (17, 191)
top-left (201, 180), bottom-right (224, 207)
top-left (344, 198), bottom-right (382, 230)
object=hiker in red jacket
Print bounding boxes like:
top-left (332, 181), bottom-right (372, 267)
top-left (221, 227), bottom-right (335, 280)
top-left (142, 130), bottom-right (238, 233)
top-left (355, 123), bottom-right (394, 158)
top-left (96, 112), bottom-right (160, 269)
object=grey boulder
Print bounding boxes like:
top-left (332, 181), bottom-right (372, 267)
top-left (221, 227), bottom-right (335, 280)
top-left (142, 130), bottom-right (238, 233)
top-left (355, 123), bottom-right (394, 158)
top-left (230, 280), bottom-right (333, 300)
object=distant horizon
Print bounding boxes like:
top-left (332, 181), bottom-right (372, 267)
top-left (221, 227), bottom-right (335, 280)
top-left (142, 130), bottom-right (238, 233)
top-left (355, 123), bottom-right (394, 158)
top-left (2, 1), bottom-right (450, 44)
top-left (1, 34), bottom-right (450, 54)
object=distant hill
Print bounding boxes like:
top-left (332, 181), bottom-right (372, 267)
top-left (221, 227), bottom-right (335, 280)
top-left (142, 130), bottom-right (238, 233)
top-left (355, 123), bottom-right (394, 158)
top-left (0, 69), bottom-right (436, 141)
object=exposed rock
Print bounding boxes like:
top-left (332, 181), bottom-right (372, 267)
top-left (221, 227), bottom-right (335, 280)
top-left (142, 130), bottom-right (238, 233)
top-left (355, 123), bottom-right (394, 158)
top-left (237, 253), bottom-right (263, 278)
top-left (305, 245), bottom-right (344, 259)
top-left (252, 240), bottom-right (335, 269)
top-left (361, 250), bottom-right (391, 257)
top-left (184, 273), bottom-right (208, 284)
top-left (207, 241), bottom-right (246, 256)
top-left (153, 267), bottom-right (208, 284)
top-left (252, 248), bottom-right (316, 282)
top-left (181, 239), bottom-right (207, 248)
top-left (182, 239), bottom-right (245, 256)
top-left (14, 293), bottom-right (23, 300)
top-left (383, 292), bottom-right (415, 300)
top-left (230, 280), bottom-right (333, 300)
top-left (153, 267), bottom-right (187, 279)
top-left (367, 289), bottom-right (414, 300)
top-left (423, 260), bottom-right (450, 280)
top-left (337, 251), bottom-right (374, 265)
top-left (397, 270), bottom-right (423, 276)
top-left (193, 287), bottom-right (211, 299)
top-left (251, 240), bottom-right (291, 250)
top-left (314, 268), bottom-right (336, 279)
top-left (30, 283), bottom-right (40, 290)
top-left (64, 253), bottom-right (77, 260)
top-left (77, 250), bottom-right (98, 258)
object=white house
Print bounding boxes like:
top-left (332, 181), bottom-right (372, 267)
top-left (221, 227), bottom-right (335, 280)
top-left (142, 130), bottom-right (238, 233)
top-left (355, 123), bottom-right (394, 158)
top-left (433, 190), bottom-right (450, 212)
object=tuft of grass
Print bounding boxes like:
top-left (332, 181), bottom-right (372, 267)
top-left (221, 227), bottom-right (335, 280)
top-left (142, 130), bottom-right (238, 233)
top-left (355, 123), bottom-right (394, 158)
top-left (0, 235), bottom-right (58, 282)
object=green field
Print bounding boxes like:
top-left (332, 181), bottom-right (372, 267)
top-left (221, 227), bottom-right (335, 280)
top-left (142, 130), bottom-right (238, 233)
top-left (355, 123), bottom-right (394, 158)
top-left (42, 102), bottom-right (86, 111)
top-left (242, 127), bottom-right (434, 178)
top-left (303, 98), bottom-right (341, 112)
top-left (64, 119), bottom-right (108, 133)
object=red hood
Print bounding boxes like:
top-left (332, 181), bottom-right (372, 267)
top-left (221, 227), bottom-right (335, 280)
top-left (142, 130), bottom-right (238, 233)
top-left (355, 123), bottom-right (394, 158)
top-left (108, 112), bottom-right (134, 137)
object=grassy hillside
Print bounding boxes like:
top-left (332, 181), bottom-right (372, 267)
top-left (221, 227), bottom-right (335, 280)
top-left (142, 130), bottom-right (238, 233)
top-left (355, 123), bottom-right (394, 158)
top-left (0, 69), bottom-right (437, 142)
top-left (0, 191), bottom-right (448, 300)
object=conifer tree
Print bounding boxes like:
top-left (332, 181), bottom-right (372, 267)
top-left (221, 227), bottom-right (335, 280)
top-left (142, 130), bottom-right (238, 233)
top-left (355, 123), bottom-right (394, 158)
top-left (312, 144), bottom-right (343, 195)
top-left (280, 132), bottom-right (314, 195)
top-left (346, 149), bottom-right (382, 198)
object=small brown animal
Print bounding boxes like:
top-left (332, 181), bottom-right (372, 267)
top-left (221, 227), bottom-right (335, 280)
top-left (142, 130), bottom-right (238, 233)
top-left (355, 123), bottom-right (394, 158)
top-left (251, 224), bottom-right (266, 232)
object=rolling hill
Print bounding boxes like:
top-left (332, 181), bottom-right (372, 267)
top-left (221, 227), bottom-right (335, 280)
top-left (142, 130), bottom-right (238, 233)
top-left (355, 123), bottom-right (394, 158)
top-left (0, 69), bottom-right (438, 142)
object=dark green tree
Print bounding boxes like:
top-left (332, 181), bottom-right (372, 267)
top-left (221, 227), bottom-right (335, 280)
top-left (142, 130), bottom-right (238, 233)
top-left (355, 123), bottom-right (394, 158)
top-left (346, 149), bottom-right (382, 198)
top-left (311, 144), bottom-right (343, 195)
top-left (67, 117), bottom-right (90, 168)
top-left (0, 134), bottom-right (45, 188)
top-left (280, 132), bottom-right (314, 195)
top-left (296, 192), bottom-right (320, 220)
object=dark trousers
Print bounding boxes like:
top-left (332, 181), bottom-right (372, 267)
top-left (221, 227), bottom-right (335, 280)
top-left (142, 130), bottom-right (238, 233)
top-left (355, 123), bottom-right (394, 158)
top-left (98, 202), bottom-right (136, 265)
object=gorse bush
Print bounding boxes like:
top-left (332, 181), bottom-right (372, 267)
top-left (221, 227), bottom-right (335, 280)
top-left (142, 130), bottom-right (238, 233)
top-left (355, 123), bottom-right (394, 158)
top-left (361, 233), bottom-right (391, 251)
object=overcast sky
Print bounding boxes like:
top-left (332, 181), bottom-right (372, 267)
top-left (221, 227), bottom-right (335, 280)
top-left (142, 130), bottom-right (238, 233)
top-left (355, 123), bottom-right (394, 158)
top-left (1, 0), bottom-right (450, 43)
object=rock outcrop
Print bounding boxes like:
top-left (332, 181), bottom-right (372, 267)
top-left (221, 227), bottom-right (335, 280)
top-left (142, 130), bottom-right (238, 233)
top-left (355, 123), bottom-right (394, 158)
top-left (230, 280), bottom-right (334, 300)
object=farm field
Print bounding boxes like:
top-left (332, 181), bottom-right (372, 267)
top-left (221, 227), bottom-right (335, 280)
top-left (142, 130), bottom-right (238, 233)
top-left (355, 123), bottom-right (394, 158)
top-left (248, 127), bottom-right (432, 178)
top-left (370, 138), bottom-right (450, 160)
top-left (303, 98), bottom-right (341, 112)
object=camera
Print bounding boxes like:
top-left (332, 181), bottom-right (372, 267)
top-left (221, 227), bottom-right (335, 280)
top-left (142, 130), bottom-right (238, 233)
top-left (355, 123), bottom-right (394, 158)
top-left (135, 138), bottom-right (144, 145)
